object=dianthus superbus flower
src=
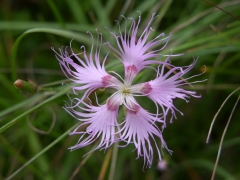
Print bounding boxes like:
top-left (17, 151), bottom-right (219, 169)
top-left (53, 13), bottom-right (202, 168)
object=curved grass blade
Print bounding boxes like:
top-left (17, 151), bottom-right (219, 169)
top-left (10, 28), bottom-right (91, 81)
top-left (0, 85), bottom-right (71, 133)
top-left (206, 87), bottom-right (240, 143)
top-left (5, 121), bottom-right (81, 180)
top-left (210, 96), bottom-right (240, 180)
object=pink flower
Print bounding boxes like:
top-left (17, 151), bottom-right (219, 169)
top-left (54, 13), bottom-right (202, 168)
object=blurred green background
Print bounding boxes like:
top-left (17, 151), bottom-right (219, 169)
top-left (0, 0), bottom-right (240, 179)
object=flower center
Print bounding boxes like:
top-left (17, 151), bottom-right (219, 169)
top-left (122, 88), bottom-right (130, 95)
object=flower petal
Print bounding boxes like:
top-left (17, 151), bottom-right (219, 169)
top-left (107, 13), bottom-right (173, 85)
top-left (52, 35), bottom-right (122, 101)
top-left (68, 101), bottom-right (120, 151)
top-left (132, 59), bottom-right (201, 122)
top-left (119, 96), bottom-right (170, 168)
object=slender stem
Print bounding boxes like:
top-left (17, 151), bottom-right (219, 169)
top-left (98, 148), bottom-right (112, 180)
top-left (108, 142), bottom-right (119, 180)
top-left (69, 143), bottom-right (98, 180)
top-left (211, 96), bottom-right (240, 180)
top-left (206, 87), bottom-right (240, 143)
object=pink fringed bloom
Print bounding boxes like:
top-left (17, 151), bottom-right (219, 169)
top-left (53, 13), bottom-right (202, 168)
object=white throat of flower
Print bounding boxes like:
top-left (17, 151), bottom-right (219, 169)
top-left (104, 65), bottom-right (150, 114)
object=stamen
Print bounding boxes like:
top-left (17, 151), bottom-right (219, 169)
top-left (122, 88), bottom-right (130, 95)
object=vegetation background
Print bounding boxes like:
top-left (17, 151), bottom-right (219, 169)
top-left (0, 0), bottom-right (240, 179)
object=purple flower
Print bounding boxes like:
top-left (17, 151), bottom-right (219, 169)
top-left (53, 13), bottom-right (201, 168)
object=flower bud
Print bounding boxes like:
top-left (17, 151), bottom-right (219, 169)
top-left (14, 79), bottom-right (38, 94)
